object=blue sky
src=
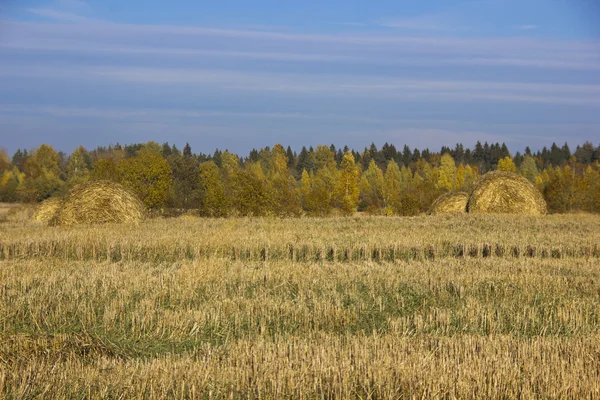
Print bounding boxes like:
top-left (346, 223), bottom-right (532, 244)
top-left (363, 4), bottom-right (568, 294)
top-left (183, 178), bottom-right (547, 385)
top-left (1, 0), bottom-right (600, 156)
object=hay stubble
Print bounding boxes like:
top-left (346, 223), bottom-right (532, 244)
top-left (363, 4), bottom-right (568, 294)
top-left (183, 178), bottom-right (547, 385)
top-left (1, 215), bottom-right (599, 398)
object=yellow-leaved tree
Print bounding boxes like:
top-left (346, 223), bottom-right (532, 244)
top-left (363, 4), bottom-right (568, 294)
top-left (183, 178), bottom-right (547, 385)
top-left (497, 156), bottom-right (517, 172)
top-left (117, 151), bottom-right (172, 209)
top-left (66, 146), bottom-right (91, 185)
top-left (198, 161), bottom-right (227, 217)
top-left (359, 160), bottom-right (384, 213)
top-left (18, 144), bottom-right (64, 202)
top-left (267, 144), bottom-right (301, 216)
top-left (437, 153), bottom-right (456, 191)
top-left (337, 152), bottom-right (359, 215)
top-left (383, 160), bottom-right (401, 215)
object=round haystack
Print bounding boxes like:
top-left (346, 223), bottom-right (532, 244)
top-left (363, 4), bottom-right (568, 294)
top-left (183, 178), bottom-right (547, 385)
top-left (467, 171), bottom-right (547, 215)
top-left (51, 180), bottom-right (146, 226)
top-left (32, 197), bottom-right (63, 223)
top-left (429, 192), bottom-right (469, 215)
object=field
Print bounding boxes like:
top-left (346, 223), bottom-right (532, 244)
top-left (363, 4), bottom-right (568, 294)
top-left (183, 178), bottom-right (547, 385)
top-left (1, 214), bottom-right (600, 398)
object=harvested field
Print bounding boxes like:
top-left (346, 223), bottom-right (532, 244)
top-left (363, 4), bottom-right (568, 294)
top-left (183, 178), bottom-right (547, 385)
top-left (1, 215), bottom-right (599, 398)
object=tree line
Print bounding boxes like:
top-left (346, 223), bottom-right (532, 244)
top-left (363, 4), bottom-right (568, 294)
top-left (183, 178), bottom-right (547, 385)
top-left (1, 140), bottom-right (599, 215)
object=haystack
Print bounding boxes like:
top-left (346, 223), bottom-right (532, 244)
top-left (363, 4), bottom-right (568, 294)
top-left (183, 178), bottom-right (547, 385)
top-left (429, 192), bottom-right (469, 215)
top-left (467, 171), bottom-right (547, 215)
top-left (32, 197), bottom-right (63, 223)
top-left (51, 180), bottom-right (146, 226)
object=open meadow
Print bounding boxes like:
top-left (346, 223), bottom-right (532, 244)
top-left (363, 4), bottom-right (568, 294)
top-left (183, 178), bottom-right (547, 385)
top-left (1, 214), bottom-right (600, 398)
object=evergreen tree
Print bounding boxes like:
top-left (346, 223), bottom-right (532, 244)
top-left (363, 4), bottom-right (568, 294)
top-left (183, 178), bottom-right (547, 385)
top-left (11, 149), bottom-right (28, 172)
top-left (161, 142), bottom-right (172, 157)
top-left (402, 145), bottom-right (413, 166)
top-left (286, 146), bottom-right (295, 170)
top-left (454, 143), bottom-right (465, 165)
top-left (561, 142), bottom-right (571, 160)
top-left (473, 141), bottom-right (485, 170)
top-left (574, 142), bottom-right (594, 164)
top-left (296, 146), bottom-right (314, 176)
top-left (168, 150), bottom-right (200, 209)
top-left (183, 142), bottom-right (193, 158)
top-left (550, 142), bottom-right (565, 166)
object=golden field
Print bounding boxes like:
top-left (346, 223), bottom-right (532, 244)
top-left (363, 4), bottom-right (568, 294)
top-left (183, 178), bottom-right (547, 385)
top-left (1, 215), bottom-right (600, 398)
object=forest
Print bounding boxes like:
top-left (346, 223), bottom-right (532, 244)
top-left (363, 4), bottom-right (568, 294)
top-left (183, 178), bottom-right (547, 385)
top-left (1, 140), bottom-right (599, 215)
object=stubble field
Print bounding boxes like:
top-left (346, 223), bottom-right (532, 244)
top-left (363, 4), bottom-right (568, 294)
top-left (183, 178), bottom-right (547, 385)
top-left (1, 214), bottom-right (600, 398)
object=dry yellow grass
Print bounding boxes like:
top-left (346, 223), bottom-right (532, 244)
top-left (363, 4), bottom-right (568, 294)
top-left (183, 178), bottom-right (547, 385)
top-left (51, 180), bottom-right (146, 226)
top-left (1, 215), bottom-right (599, 398)
top-left (429, 191), bottom-right (469, 214)
top-left (468, 170), bottom-right (547, 215)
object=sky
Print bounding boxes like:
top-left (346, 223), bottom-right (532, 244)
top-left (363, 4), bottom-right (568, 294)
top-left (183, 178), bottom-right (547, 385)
top-left (1, 0), bottom-right (600, 157)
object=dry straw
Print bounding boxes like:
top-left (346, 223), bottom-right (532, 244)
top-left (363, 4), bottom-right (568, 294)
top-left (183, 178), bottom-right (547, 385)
top-left (467, 171), bottom-right (547, 215)
top-left (51, 180), bottom-right (147, 226)
top-left (31, 197), bottom-right (63, 223)
top-left (429, 192), bottom-right (469, 215)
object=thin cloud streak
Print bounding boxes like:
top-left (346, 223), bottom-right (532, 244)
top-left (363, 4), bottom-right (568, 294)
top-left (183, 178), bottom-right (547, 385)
top-left (5, 19), bottom-right (599, 55)
top-left (1, 65), bottom-right (599, 106)
top-left (518, 25), bottom-right (538, 30)
top-left (3, 19), bottom-right (599, 73)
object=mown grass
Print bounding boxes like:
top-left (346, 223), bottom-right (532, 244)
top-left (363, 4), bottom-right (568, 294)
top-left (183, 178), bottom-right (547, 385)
top-left (1, 215), bottom-right (600, 398)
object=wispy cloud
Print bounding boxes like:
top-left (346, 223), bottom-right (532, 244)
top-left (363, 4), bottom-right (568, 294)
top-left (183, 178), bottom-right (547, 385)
top-left (25, 8), bottom-right (93, 23)
top-left (378, 17), bottom-right (443, 31)
top-left (2, 64), bottom-right (599, 106)
top-left (2, 19), bottom-right (600, 73)
top-left (518, 25), bottom-right (538, 30)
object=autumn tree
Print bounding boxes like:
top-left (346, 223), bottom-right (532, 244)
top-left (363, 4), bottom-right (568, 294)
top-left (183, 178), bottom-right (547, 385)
top-left (519, 155), bottom-right (538, 182)
top-left (497, 156), bottom-right (517, 172)
top-left (359, 160), bottom-right (384, 213)
top-left (544, 165), bottom-right (585, 212)
top-left (18, 144), bottom-right (64, 201)
top-left (267, 144), bottom-right (301, 216)
top-left (437, 153), bottom-right (457, 191)
top-left (337, 152), bottom-right (359, 215)
top-left (230, 162), bottom-right (269, 216)
top-left (198, 161), bottom-right (227, 217)
top-left (90, 159), bottom-right (119, 181)
top-left (302, 145), bottom-right (339, 216)
top-left (0, 148), bottom-right (10, 173)
top-left (583, 165), bottom-right (600, 212)
top-left (117, 151), bottom-right (172, 209)
top-left (383, 160), bottom-right (401, 215)
top-left (66, 146), bottom-right (91, 185)
top-left (0, 167), bottom-right (24, 202)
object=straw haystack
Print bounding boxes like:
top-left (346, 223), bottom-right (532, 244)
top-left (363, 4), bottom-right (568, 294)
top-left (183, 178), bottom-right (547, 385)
top-left (467, 171), bottom-right (547, 215)
top-left (32, 197), bottom-right (62, 223)
top-left (429, 192), bottom-right (469, 215)
top-left (51, 180), bottom-right (146, 226)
